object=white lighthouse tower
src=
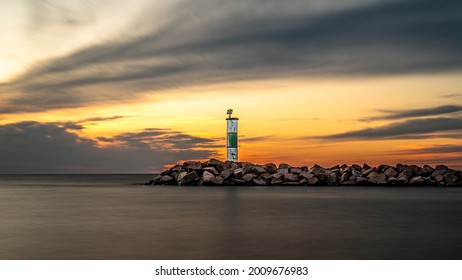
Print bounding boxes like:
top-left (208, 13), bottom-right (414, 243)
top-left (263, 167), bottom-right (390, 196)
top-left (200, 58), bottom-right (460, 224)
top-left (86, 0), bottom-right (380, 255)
top-left (226, 109), bottom-right (238, 162)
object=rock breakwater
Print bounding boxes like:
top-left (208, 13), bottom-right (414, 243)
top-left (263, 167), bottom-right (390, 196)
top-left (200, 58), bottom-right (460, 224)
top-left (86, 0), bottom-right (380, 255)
top-left (146, 159), bottom-right (462, 186)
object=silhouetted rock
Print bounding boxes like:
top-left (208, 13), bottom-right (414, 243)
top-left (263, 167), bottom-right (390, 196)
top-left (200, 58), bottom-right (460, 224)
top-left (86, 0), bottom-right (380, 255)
top-left (146, 160), bottom-right (461, 187)
top-left (234, 168), bottom-right (244, 179)
top-left (212, 176), bottom-right (224, 185)
top-left (202, 171), bottom-right (215, 184)
top-left (179, 171), bottom-right (198, 185)
top-left (367, 172), bottom-right (387, 185)
top-left (263, 163), bottom-right (278, 173)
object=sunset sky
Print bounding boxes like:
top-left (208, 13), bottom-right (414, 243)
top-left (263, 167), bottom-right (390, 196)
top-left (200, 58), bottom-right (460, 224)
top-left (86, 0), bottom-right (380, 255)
top-left (0, 0), bottom-right (461, 173)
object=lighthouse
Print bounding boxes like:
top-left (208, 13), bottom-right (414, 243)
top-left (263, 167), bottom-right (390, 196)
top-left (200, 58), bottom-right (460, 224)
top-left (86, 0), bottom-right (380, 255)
top-left (226, 109), bottom-right (238, 162)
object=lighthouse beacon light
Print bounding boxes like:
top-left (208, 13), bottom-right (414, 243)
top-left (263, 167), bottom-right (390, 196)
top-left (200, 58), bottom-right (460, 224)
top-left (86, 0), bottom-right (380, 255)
top-left (226, 109), bottom-right (239, 162)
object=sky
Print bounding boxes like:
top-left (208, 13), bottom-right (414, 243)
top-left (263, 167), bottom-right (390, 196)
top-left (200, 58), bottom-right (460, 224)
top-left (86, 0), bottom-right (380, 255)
top-left (0, 0), bottom-right (461, 173)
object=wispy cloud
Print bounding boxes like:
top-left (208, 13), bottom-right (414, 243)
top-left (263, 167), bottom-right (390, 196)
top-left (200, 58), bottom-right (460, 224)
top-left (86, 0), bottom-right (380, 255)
top-left (1, 0), bottom-right (461, 113)
top-left (391, 144), bottom-right (462, 155)
top-left (314, 117), bottom-right (462, 140)
top-left (0, 121), bottom-right (216, 173)
top-left (362, 105), bottom-right (462, 121)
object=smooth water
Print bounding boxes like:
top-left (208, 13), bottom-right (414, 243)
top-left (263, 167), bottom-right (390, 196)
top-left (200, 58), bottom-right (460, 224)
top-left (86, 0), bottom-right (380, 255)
top-left (0, 175), bottom-right (461, 260)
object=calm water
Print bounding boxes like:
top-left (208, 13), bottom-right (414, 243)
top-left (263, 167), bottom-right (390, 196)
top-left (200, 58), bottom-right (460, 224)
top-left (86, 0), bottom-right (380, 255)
top-left (0, 174), bottom-right (461, 260)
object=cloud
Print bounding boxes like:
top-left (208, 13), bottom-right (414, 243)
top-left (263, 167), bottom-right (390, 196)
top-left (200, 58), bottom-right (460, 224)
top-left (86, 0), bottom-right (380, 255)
top-left (362, 105), bottom-right (462, 121)
top-left (391, 144), bottom-right (462, 155)
top-left (0, 121), bottom-right (216, 173)
top-left (1, 0), bottom-right (462, 113)
top-left (315, 117), bottom-right (462, 140)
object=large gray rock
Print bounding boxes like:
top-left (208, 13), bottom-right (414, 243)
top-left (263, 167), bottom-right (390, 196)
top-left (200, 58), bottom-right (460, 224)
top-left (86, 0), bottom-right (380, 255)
top-left (397, 173), bottom-right (409, 185)
top-left (212, 176), bottom-right (224, 185)
top-left (260, 173), bottom-right (272, 180)
top-left (278, 163), bottom-right (291, 169)
top-left (251, 166), bottom-right (266, 175)
top-left (203, 166), bottom-right (219, 175)
top-left (307, 176), bottom-right (320, 185)
top-left (202, 171), bottom-right (215, 184)
top-left (367, 172), bottom-right (387, 185)
top-left (253, 178), bottom-right (267, 186)
top-left (242, 173), bottom-right (257, 182)
top-left (409, 176), bottom-right (424, 185)
top-left (160, 175), bottom-right (174, 184)
top-left (176, 170), bottom-right (187, 183)
top-left (444, 173), bottom-right (458, 184)
top-left (222, 169), bottom-right (234, 180)
top-left (234, 168), bottom-right (244, 179)
top-left (284, 173), bottom-right (299, 182)
top-left (356, 177), bottom-right (370, 185)
top-left (272, 172), bottom-right (284, 180)
top-left (325, 172), bottom-right (338, 185)
top-left (340, 173), bottom-right (350, 184)
top-left (264, 163), bottom-right (278, 174)
top-left (384, 167), bottom-right (398, 178)
top-left (271, 178), bottom-right (283, 185)
top-left (179, 171), bottom-right (198, 185)
top-left (290, 168), bottom-right (303, 174)
top-left (310, 165), bottom-right (324, 175)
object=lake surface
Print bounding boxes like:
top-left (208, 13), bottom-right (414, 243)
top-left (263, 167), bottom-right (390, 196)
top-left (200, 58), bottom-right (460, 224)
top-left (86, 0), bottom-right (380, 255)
top-left (0, 174), bottom-right (461, 260)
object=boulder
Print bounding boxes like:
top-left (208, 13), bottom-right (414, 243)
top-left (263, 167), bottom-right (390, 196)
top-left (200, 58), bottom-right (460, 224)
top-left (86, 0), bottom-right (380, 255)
top-left (340, 173), bottom-right (350, 184)
top-left (444, 173), bottom-right (458, 184)
top-left (298, 178), bottom-right (307, 185)
top-left (362, 167), bottom-right (376, 177)
top-left (356, 177), bottom-right (370, 185)
top-left (179, 171), bottom-right (198, 185)
top-left (362, 163), bottom-right (372, 170)
top-left (325, 172), bottom-right (338, 185)
top-left (242, 163), bottom-right (253, 174)
top-left (435, 174), bottom-right (444, 183)
top-left (397, 164), bottom-right (414, 178)
top-left (242, 173), bottom-right (257, 182)
top-left (279, 163), bottom-right (291, 169)
top-left (432, 165), bottom-right (448, 176)
top-left (206, 158), bottom-right (223, 167)
top-left (201, 171), bottom-right (215, 184)
top-left (176, 170), bottom-right (187, 183)
top-left (352, 169), bottom-right (362, 177)
top-left (422, 165), bottom-right (434, 176)
top-left (352, 164), bottom-right (362, 171)
top-left (315, 173), bottom-right (326, 182)
top-left (307, 176), bottom-right (320, 185)
top-left (367, 172), bottom-right (387, 185)
top-left (263, 163), bottom-right (278, 174)
top-left (388, 177), bottom-right (398, 185)
top-left (234, 168), bottom-right (244, 179)
top-left (212, 176), bottom-right (224, 185)
top-left (290, 168), bottom-right (303, 174)
top-left (284, 173), bottom-right (299, 182)
top-left (409, 176), bottom-right (424, 185)
top-left (203, 166), bottom-right (219, 175)
top-left (397, 173), bottom-right (409, 185)
top-left (378, 164), bottom-right (390, 173)
top-left (222, 169), bottom-right (234, 180)
top-left (229, 178), bottom-right (245, 185)
top-left (272, 172), bottom-right (284, 180)
top-left (260, 173), bottom-right (272, 180)
top-left (384, 167), bottom-right (398, 178)
top-left (251, 166), bottom-right (266, 175)
top-left (253, 178), bottom-right (267, 186)
top-left (310, 165), bottom-right (324, 175)
top-left (160, 175), bottom-right (174, 184)
top-left (271, 178), bottom-right (283, 185)
top-left (186, 161), bottom-right (203, 172)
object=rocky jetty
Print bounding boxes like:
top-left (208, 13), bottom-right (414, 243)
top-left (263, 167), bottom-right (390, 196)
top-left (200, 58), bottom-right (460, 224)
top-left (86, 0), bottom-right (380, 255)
top-left (145, 159), bottom-right (462, 187)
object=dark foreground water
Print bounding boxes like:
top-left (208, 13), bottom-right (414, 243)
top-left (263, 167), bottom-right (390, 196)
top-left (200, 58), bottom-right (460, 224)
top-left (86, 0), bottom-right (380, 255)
top-left (0, 174), bottom-right (461, 260)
